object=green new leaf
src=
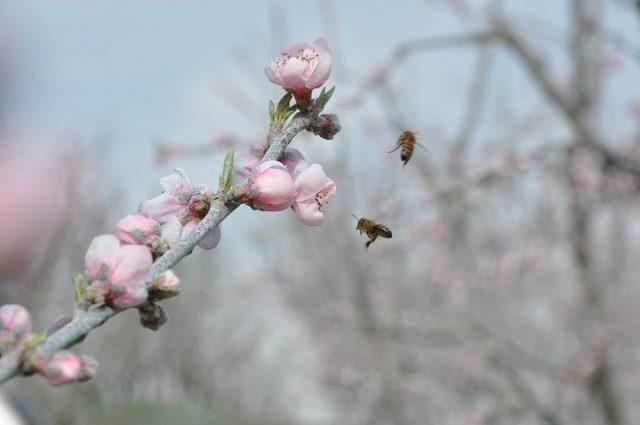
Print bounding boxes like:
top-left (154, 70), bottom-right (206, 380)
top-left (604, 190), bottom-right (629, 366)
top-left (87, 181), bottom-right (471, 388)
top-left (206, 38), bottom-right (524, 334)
top-left (74, 272), bottom-right (86, 302)
top-left (268, 100), bottom-right (275, 123)
top-left (276, 92), bottom-right (293, 117)
top-left (24, 332), bottom-right (47, 351)
top-left (314, 86), bottom-right (335, 110)
top-left (218, 149), bottom-right (235, 193)
top-left (270, 92), bottom-right (294, 125)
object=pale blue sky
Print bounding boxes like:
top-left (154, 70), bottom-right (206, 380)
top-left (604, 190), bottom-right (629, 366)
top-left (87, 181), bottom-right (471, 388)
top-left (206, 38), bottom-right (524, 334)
top-left (1, 0), bottom-right (638, 210)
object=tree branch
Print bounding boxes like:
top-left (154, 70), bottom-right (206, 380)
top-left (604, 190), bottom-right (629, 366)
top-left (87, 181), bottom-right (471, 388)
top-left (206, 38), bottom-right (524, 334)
top-left (494, 17), bottom-right (640, 178)
top-left (0, 111), bottom-right (321, 385)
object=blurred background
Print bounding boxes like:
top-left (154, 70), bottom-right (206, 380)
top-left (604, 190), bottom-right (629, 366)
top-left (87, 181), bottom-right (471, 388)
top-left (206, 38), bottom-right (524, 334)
top-left (1, 0), bottom-right (639, 424)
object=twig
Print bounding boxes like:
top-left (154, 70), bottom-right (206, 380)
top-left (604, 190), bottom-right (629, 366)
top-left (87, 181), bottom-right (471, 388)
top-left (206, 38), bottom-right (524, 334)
top-left (0, 111), bottom-right (321, 385)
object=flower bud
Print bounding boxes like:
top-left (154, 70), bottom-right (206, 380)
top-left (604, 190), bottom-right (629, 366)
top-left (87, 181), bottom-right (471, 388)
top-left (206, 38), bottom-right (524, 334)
top-left (0, 304), bottom-right (32, 349)
top-left (150, 270), bottom-right (181, 300)
top-left (310, 114), bottom-right (341, 140)
top-left (113, 214), bottom-right (160, 246)
top-left (41, 351), bottom-right (97, 386)
top-left (246, 161), bottom-right (295, 211)
top-left (138, 302), bottom-right (168, 331)
top-left (85, 235), bottom-right (151, 309)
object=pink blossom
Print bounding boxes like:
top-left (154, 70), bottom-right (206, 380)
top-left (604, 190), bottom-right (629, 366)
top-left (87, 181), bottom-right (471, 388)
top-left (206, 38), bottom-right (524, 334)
top-left (113, 214), bottom-right (160, 245)
top-left (265, 38), bottom-right (332, 97)
top-left (114, 213), bottom-right (181, 256)
top-left (233, 141), bottom-right (265, 183)
top-left (282, 147), bottom-right (308, 178)
top-left (140, 169), bottom-right (221, 250)
top-left (85, 235), bottom-right (152, 309)
top-left (0, 304), bottom-right (31, 347)
top-left (42, 351), bottom-right (97, 386)
top-left (152, 270), bottom-right (181, 298)
top-left (247, 161), bottom-right (295, 211)
top-left (0, 149), bottom-right (63, 278)
top-left (292, 164), bottom-right (336, 226)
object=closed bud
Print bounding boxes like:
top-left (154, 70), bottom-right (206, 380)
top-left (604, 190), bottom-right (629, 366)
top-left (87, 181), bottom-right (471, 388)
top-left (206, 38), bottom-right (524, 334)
top-left (0, 304), bottom-right (32, 350)
top-left (41, 351), bottom-right (98, 386)
top-left (138, 302), bottom-right (168, 331)
top-left (310, 114), bottom-right (341, 140)
top-left (150, 270), bottom-right (181, 300)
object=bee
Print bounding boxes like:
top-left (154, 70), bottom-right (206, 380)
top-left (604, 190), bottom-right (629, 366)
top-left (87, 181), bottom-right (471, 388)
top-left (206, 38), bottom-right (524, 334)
top-left (351, 214), bottom-right (392, 250)
top-left (388, 130), bottom-right (426, 166)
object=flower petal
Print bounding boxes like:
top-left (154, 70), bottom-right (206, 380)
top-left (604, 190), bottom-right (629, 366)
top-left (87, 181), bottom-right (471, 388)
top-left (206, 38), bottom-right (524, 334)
top-left (139, 194), bottom-right (185, 223)
top-left (306, 53), bottom-right (332, 89)
top-left (161, 218), bottom-right (183, 245)
top-left (160, 168), bottom-right (194, 195)
top-left (265, 61), bottom-right (283, 86)
top-left (112, 285), bottom-right (148, 309)
top-left (111, 244), bottom-right (152, 284)
top-left (282, 148), bottom-right (308, 178)
top-left (278, 57), bottom-right (310, 92)
top-left (293, 164), bottom-right (328, 200)
top-left (293, 198), bottom-right (324, 226)
top-left (312, 38), bottom-right (331, 55)
top-left (281, 41), bottom-right (312, 57)
top-left (85, 235), bottom-right (120, 279)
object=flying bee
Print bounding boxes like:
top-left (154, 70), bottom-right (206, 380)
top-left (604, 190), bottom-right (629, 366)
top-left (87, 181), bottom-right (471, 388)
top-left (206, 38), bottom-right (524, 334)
top-left (351, 214), bottom-right (392, 250)
top-left (388, 130), bottom-right (427, 166)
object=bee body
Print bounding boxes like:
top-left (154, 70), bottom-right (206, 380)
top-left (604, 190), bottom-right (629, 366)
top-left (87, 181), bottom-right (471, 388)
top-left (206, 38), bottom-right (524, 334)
top-left (388, 130), bottom-right (424, 166)
top-left (355, 217), bottom-right (392, 250)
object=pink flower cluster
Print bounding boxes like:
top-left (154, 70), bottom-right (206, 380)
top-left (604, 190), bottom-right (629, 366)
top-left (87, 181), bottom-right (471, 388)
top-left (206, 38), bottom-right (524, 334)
top-left (0, 304), bottom-right (97, 386)
top-left (236, 147), bottom-right (336, 226)
top-left (82, 169), bottom-right (219, 310)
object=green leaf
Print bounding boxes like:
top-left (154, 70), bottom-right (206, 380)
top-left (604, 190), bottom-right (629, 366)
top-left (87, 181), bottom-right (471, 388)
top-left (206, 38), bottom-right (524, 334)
top-left (268, 100), bottom-right (275, 123)
top-left (314, 86), bottom-right (335, 110)
top-left (74, 272), bottom-right (86, 302)
top-left (218, 149), bottom-right (235, 193)
top-left (24, 332), bottom-right (47, 350)
top-left (276, 92), bottom-right (293, 116)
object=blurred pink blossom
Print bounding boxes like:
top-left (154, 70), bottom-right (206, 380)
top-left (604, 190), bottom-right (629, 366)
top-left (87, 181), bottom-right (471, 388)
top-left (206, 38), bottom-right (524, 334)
top-left (265, 38), bottom-right (332, 98)
top-left (233, 142), bottom-right (264, 183)
top-left (248, 161), bottom-right (295, 211)
top-left (292, 164), bottom-right (336, 226)
top-left (0, 304), bottom-right (31, 347)
top-left (140, 169), bottom-right (221, 250)
top-left (282, 147), bottom-right (308, 178)
top-left (0, 150), bottom-right (62, 278)
top-left (85, 235), bottom-right (152, 309)
top-left (41, 351), bottom-right (97, 386)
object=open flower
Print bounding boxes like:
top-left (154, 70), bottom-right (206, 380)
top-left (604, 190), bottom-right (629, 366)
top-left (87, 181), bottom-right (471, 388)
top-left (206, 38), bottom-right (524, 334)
top-left (246, 161), bottom-right (295, 211)
top-left (0, 304), bottom-right (31, 348)
top-left (41, 351), bottom-right (97, 386)
top-left (292, 164), bottom-right (336, 226)
top-left (85, 235), bottom-right (152, 309)
top-left (282, 147), bottom-right (308, 178)
top-left (265, 38), bottom-right (332, 98)
top-left (140, 169), bottom-right (221, 250)
top-left (233, 140), bottom-right (266, 183)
